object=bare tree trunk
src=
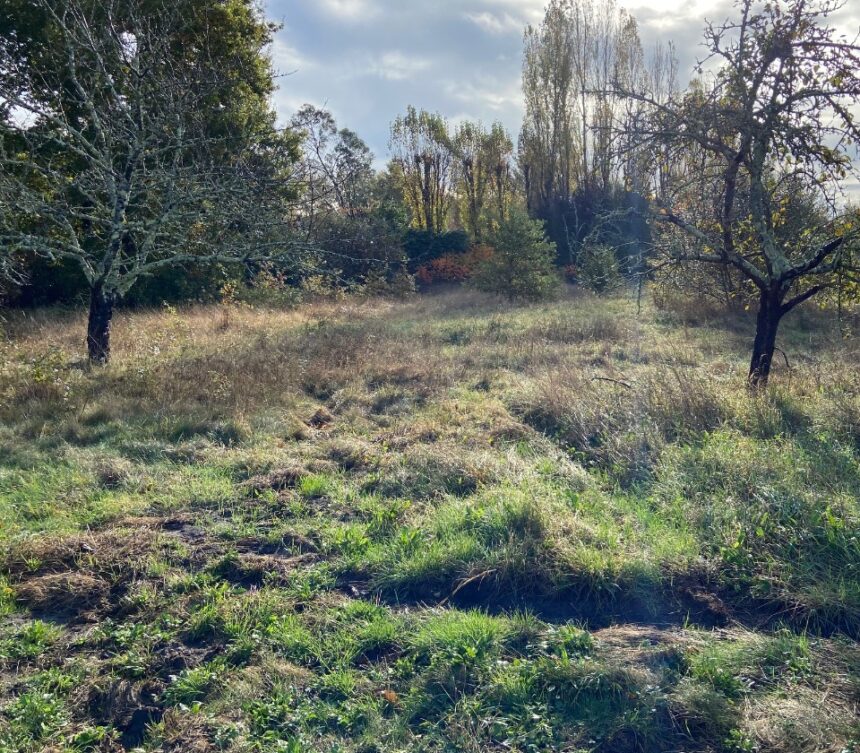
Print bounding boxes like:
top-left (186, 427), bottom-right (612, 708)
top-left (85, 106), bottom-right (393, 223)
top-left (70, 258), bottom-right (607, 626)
top-left (748, 288), bottom-right (782, 389)
top-left (87, 284), bottom-right (116, 365)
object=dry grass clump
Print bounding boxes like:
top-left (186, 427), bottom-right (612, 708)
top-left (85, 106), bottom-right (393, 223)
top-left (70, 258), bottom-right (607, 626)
top-left (15, 572), bottom-right (110, 617)
top-left (324, 437), bottom-right (378, 471)
top-left (527, 308), bottom-right (626, 344)
top-left (364, 444), bottom-right (499, 499)
top-left (741, 686), bottom-right (857, 753)
top-left (3, 526), bottom-right (158, 579)
top-left (3, 524), bottom-right (171, 619)
top-left (92, 456), bottom-right (135, 490)
top-left (153, 709), bottom-right (217, 753)
top-left (210, 551), bottom-right (319, 587)
top-left (652, 289), bottom-right (752, 332)
top-left (815, 385), bottom-right (860, 448)
top-left (243, 464), bottom-right (307, 495)
top-left (743, 686), bottom-right (857, 753)
top-left (515, 363), bottom-right (730, 481)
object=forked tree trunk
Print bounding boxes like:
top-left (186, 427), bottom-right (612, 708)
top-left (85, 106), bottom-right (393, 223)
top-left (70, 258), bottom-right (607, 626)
top-left (87, 285), bottom-right (116, 365)
top-left (748, 288), bottom-right (783, 389)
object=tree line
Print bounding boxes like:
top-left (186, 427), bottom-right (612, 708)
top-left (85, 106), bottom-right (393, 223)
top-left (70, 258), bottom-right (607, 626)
top-left (1, 0), bottom-right (859, 386)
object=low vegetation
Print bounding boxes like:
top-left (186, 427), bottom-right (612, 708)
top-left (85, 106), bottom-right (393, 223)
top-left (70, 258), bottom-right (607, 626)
top-left (1, 288), bottom-right (858, 752)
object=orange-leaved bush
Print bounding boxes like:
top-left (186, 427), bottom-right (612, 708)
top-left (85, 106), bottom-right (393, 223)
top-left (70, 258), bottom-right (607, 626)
top-left (416, 245), bottom-right (494, 285)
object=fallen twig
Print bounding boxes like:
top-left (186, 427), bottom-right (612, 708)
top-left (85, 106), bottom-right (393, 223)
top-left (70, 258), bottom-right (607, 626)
top-left (592, 376), bottom-right (634, 389)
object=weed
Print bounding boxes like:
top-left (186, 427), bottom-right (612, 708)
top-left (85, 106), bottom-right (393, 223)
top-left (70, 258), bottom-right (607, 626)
top-left (0, 619), bottom-right (63, 660)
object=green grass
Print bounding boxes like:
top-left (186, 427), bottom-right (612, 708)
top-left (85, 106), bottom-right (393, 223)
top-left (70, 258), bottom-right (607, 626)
top-left (0, 288), bottom-right (858, 752)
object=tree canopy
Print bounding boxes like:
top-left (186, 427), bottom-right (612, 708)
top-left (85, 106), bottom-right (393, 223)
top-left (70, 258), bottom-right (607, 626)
top-left (627, 0), bottom-right (860, 386)
top-left (0, 0), bottom-right (300, 362)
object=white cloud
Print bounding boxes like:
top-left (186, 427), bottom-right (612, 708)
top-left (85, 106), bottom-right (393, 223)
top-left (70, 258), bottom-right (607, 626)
top-left (445, 76), bottom-right (521, 113)
top-left (270, 38), bottom-right (315, 74)
top-left (316, 0), bottom-right (378, 21)
top-left (465, 11), bottom-right (522, 35)
top-left (472, 0), bottom-right (543, 23)
top-left (359, 51), bottom-right (433, 81)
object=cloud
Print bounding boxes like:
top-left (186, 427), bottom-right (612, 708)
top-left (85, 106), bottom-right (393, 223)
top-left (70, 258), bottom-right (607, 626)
top-left (266, 0), bottom-right (860, 174)
top-left (360, 51), bottom-right (433, 81)
top-left (270, 38), bottom-right (315, 74)
top-left (444, 75), bottom-right (522, 113)
top-left (465, 11), bottom-right (523, 35)
top-left (315, 0), bottom-right (378, 21)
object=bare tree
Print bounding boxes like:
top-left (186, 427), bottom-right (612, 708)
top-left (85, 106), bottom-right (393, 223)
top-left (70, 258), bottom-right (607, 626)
top-left (0, 0), bottom-right (298, 363)
top-left (626, 0), bottom-right (860, 387)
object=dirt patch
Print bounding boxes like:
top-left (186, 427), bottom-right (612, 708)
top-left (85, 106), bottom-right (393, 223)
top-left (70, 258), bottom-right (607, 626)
top-left (243, 465), bottom-right (307, 494)
top-left (235, 532), bottom-right (319, 555)
top-left (88, 678), bottom-right (165, 749)
top-left (214, 551), bottom-right (319, 587)
top-left (155, 642), bottom-right (213, 677)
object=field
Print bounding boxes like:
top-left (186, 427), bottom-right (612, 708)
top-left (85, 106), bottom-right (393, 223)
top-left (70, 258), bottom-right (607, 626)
top-left (0, 288), bottom-right (859, 753)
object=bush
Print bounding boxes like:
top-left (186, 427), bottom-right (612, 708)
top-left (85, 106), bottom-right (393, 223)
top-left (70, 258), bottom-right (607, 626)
top-left (577, 243), bottom-right (623, 294)
top-left (415, 246), bottom-right (493, 285)
top-left (472, 209), bottom-right (560, 301)
top-left (403, 229), bottom-right (470, 272)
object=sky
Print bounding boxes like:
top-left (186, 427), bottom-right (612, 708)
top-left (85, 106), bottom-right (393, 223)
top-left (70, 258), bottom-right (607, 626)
top-left (267, 0), bottom-right (860, 192)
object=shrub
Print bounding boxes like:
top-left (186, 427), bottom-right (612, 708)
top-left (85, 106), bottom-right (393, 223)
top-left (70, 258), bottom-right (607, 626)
top-left (577, 243), bottom-right (623, 294)
top-left (403, 229), bottom-right (470, 271)
top-left (472, 209), bottom-right (560, 301)
top-left (415, 246), bottom-right (494, 285)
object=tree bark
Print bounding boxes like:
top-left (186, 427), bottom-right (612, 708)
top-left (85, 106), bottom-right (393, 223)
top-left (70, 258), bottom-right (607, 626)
top-left (748, 289), bottom-right (783, 389)
top-left (87, 285), bottom-right (116, 365)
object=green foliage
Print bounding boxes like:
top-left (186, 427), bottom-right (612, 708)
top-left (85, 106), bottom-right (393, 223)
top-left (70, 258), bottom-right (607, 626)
top-left (0, 620), bottom-right (63, 660)
top-left (389, 107), bottom-right (454, 233)
top-left (162, 660), bottom-right (226, 707)
top-left (578, 243), bottom-right (624, 294)
top-left (473, 208), bottom-right (560, 301)
top-left (2, 690), bottom-right (68, 743)
top-left (402, 229), bottom-right (470, 271)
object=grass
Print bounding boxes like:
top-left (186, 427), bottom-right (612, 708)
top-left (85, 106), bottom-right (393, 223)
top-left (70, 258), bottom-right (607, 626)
top-left (0, 287), bottom-right (859, 752)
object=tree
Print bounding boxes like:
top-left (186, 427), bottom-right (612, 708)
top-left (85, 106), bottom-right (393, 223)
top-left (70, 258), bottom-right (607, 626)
top-left (451, 121), bottom-right (514, 241)
top-left (519, 0), bottom-right (668, 260)
top-left (287, 107), bottom-right (410, 288)
top-left (473, 207), bottom-right (560, 301)
top-left (627, 0), bottom-right (860, 387)
top-left (485, 123), bottom-right (517, 232)
top-left (389, 107), bottom-right (453, 234)
top-left (290, 105), bottom-right (374, 229)
top-left (0, 0), bottom-right (299, 363)
top-left (519, 0), bottom-right (576, 220)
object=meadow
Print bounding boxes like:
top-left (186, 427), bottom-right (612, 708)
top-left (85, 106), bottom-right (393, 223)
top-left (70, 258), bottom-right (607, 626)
top-left (0, 287), bottom-right (858, 753)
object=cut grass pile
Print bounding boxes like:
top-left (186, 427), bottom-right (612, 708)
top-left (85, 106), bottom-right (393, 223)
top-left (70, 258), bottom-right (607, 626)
top-left (0, 288), bottom-right (858, 752)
